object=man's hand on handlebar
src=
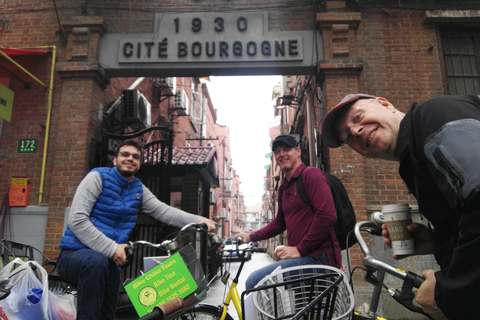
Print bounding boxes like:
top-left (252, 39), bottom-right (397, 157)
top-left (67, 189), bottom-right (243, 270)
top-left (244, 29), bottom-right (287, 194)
top-left (234, 232), bottom-right (251, 244)
top-left (417, 270), bottom-right (447, 319)
top-left (114, 243), bottom-right (128, 266)
top-left (198, 218), bottom-right (217, 232)
top-left (382, 222), bottom-right (436, 259)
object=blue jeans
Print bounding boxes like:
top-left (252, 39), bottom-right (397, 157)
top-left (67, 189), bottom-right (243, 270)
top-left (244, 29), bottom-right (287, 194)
top-left (57, 249), bottom-right (121, 320)
top-left (246, 252), bottom-right (328, 289)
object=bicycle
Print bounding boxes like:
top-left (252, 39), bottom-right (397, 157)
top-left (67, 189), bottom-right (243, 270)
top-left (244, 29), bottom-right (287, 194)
top-left (348, 212), bottom-right (438, 320)
top-left (124, 223), bottom-right (211, 319)
top-left (166, 236), bottom-right (353, 320)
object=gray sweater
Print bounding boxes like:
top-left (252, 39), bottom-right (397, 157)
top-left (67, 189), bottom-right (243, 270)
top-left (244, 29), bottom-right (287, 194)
top-left (68, 171), bottom-right (203, 258)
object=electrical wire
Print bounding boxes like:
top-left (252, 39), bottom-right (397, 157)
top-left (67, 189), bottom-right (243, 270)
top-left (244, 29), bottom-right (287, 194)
top-left (51, 0), bottom-right (63, 33)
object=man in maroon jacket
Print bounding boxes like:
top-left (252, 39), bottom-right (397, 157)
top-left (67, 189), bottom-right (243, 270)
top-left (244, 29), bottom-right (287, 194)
top-left (235, 135), bottom-right (341, 289)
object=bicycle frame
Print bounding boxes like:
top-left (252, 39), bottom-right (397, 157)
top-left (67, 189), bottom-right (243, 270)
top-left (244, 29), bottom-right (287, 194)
top-left (219, 281), bottom-right (242, 320)
top-left (218, 243), bottom-right (252, 320)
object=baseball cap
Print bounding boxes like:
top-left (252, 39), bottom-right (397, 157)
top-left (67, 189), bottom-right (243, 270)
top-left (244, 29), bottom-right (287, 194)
top-left (272, 135), bottom-right (298, 151)
top-left (322, 93), bottom-right (376, 148)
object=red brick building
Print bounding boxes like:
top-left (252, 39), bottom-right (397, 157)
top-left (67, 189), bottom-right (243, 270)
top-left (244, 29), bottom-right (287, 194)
top-left (1, 0), bottom-right (479, 316)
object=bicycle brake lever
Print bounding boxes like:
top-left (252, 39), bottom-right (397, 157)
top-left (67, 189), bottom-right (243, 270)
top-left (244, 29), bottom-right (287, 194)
top-left (125, 241), bottom-right (134, 256)
top-left (389, 272), bottom-right (435, 320)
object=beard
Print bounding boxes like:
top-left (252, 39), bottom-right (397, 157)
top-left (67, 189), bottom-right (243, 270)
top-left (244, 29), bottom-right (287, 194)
top-left (116, 161), bottom-right (139, 178)
top-left (118, 169), bottom-right (136, 178)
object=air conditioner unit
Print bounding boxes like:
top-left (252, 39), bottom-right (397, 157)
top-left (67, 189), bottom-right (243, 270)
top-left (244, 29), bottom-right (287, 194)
top-left (121, 90), bottom-right (151, 128)
top-left (209, 191), bottom-right (216, 205)
top-left (220, 208), bottom-right (227, 217)
top-left (282, 76), bottom-right (293, 96)
top-left (173, 89), bottom-right (189, 115)
top-left (225, 180), bottom-right (232, 193)
top-left (156, 77), bottom-right (176, 96)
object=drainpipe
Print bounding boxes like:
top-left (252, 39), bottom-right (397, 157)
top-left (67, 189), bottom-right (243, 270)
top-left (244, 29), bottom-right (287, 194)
top-left (306, 89), bottom-right (315, 167)
top-left (37, 46), bottom-right (56, 204)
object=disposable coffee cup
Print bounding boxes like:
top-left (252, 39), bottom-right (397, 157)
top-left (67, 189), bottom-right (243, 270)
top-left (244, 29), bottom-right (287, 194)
top-left (382, 204), bottom-right (414, 255)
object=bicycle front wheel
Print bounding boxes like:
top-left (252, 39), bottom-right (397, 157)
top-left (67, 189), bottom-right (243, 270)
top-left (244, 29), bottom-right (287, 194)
top-left (173, 304), bottom-right (234, 320)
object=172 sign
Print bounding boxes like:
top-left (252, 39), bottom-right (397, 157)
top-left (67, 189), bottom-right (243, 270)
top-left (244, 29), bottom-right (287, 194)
top-left (18, 139), bottom-right (37, 153)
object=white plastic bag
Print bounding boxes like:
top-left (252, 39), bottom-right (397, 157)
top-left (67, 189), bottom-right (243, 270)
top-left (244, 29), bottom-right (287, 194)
top-left (0, 258), bottom-right (52, 320)
top-left (49, 290), bottom-right (76, 320)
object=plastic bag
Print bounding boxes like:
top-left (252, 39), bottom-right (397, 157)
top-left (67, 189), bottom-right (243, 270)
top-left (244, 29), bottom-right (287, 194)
top-left (0, 258), bottom-right (52, 320)
top-left (49, 290), bottom-right (76, 320)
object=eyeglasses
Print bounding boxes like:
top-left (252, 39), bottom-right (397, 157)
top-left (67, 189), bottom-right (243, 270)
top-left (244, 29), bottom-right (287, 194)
top-left (340, 99), bottom-right (376, 145)
top-left (119, 152), bottom-right (141, 160)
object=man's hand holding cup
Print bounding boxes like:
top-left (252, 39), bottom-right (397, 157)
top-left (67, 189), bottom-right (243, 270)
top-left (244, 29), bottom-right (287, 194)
top-left (381, 204), bottom-right (435, 258)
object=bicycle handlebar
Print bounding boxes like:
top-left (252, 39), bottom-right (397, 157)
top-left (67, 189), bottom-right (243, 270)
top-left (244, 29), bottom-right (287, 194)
top-left (126, 223), bottom-right (209, 256)
top-left (223, 246), bottom-right (267, 254)
top-left (354, 216), bottom-right (434, 319)
top-left (354, 219), bottom-right (424, 288)
top-left (0, 278), bottom-right (10, 301)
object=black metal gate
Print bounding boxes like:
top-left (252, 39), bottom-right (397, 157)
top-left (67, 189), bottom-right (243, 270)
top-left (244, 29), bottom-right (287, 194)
top-left (100, 125), bottom-right (174, 281)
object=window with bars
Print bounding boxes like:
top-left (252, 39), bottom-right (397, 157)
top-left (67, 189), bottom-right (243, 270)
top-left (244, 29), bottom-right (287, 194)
top-left (441, 29), bottom-right (480, 95)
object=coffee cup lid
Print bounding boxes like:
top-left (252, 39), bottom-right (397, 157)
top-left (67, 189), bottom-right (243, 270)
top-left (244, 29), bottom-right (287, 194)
top-left (382, 204), bottom-right (411, 213)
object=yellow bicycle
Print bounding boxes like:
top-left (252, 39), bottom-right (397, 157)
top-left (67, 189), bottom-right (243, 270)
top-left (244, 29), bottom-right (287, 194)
top-left (174, 239), bottom-right (353, 320)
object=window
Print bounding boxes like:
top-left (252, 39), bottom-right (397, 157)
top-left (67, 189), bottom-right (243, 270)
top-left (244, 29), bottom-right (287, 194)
top-left (441, 29), bottom-right (480, 95)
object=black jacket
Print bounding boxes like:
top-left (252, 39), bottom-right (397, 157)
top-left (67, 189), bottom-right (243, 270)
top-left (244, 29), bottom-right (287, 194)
top-left (396, 95), bottom-right (480, 320)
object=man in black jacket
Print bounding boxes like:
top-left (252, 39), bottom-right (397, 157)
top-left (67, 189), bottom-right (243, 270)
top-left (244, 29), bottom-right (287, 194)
top-left (321, 93), bottom-right (480, 320)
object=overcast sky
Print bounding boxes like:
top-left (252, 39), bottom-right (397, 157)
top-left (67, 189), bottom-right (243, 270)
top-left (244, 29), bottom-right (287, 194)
top-left (206, 75), bottom-right (282, 208)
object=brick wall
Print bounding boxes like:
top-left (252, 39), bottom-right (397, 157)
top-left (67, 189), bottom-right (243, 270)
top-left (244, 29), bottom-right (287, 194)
top-left (317, 2), bottom-right (446, 210)
top-left (0, 55), bottom-right (52, 203)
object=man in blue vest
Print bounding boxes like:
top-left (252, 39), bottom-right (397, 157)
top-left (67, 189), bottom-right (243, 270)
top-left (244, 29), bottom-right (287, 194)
top-left (57, 140), bottom-right (216, 320)
top-left (322, 94), bottom-right (480, 320)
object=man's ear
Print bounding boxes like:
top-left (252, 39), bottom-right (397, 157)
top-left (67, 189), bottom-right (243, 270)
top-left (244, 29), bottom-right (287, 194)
top-left (113, 157), bottom-right (117, 166)
top-left (376, 97), bottom-right (394, 110)
top-left (296, 146), bottom-right (302, 156)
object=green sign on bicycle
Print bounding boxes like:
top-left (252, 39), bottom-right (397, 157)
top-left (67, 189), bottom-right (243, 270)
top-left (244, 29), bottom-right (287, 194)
top-left (124, 252), bottom-right (197, 317)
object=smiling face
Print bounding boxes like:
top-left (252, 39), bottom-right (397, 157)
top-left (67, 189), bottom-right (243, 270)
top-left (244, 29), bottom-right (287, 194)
top-left (113, 145), bottom-right (142, 180)
top-left (274, 145), bottom-right (302, 179)
top-left (336, 97), bottom-right (405, 160)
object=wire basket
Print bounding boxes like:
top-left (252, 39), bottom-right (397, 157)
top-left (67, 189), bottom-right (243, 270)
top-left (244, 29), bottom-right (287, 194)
top-left (248, 265), bottom-right (354, 320)
top-left (166, 243), bottom-right (208, 319)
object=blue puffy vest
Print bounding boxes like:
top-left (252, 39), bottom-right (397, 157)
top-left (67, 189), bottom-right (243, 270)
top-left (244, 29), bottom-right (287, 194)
top-left (59, 167), bottom-right (143, 250)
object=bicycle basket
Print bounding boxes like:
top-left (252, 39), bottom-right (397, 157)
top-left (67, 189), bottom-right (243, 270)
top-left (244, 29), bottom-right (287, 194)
top-left (166, 243), bottom-right (208, 319)
top-left (249, 265), bottom-right (354, 320)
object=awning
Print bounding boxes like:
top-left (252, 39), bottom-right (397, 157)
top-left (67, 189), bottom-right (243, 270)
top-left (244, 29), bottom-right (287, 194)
top-left (171, 146), bottom-right (219, 188)
top-left (0, 47), bottom-right (50, 88)
top-left (0, 47), bottom-right (49, 56)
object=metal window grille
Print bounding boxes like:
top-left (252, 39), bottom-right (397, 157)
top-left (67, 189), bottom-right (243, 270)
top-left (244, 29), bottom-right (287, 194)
top-left (441, 30), bottom-right (480, 95)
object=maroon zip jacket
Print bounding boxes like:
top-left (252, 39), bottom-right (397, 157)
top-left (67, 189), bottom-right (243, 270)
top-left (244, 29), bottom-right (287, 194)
top-left (250, 164), bottom-right (341, 268)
